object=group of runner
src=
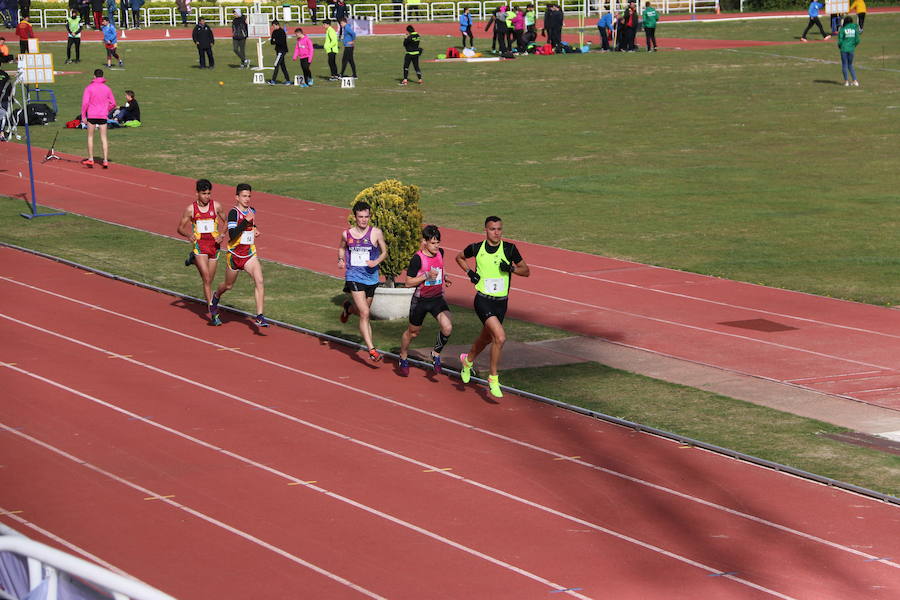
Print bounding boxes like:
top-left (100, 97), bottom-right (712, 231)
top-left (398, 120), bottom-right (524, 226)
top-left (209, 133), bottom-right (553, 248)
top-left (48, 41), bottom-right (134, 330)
top-left (178, 181), bottom-right (530, 398)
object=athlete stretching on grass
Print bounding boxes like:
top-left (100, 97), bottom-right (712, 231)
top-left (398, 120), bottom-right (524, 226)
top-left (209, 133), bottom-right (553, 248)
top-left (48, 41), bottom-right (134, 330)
top-left (177, 178), bottom-right (227, 323)
top-left (455, 216), bottom-right (529, 398)
top-left (338, 201), bottom-right (387, 361)
top-left (210, 183), bottom-right (269, 328)
top-left (398, 225), bottom-right (453, 376)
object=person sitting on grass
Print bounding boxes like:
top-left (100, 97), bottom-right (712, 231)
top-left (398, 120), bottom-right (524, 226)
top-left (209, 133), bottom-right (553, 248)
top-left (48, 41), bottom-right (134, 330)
top-left (110, 89), bottom-right (140, 125)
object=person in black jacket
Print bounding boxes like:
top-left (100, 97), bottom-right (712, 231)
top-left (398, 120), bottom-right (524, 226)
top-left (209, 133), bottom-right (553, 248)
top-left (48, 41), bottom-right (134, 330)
top-left (401, 25), bottom-right (422, 85)
top-left (231, 8), bottom-right (249, 68)
top-left (544, 3), bottom-right (563, 52)
top-left (111, 89), bottom-right (139, 124)
top-left (192, 17), bottom-right (215, 68)
top-left (268, 20), bottom-right (291, 85)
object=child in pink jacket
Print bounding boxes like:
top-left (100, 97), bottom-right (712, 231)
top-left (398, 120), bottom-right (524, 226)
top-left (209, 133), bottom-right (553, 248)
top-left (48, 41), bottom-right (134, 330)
top-left (292, 28), bottom-right (314, 87)
top-left (80, 69), bottom-right (117, 168)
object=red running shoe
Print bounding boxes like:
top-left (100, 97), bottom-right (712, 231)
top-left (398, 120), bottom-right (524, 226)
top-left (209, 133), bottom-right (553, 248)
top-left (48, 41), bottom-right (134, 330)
top-left (81, 158), bottom-right (94, 168)
top-left (368, 348), bottom-right (383, 362)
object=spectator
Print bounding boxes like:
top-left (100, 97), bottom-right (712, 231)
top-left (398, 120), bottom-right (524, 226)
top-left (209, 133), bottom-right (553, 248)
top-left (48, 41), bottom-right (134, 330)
top-left (175, 0), bottom-right (188, 27)
top-left (111, 89), bottom-right (139, 123)
top-left (90, 0), bottom-right (103, 30)
top-left (77, 0), bottom-right (90, 28)
top-left (524, 4), bottom-right (537, 45)
top-left (14, 14), bottom-right (32, 53)
top-left (850, 0), bottom-right (866, 31)
top-left (65, 8), bottom-right (83, 64)
top-left (642, 1), bottom-right (659, 52)
top-left (800, 0), bottom-right (830, 41)
top-left (621, 1), bottom-right (637, 51)
top-left (492, 5), bottom-right (508, 54)
top-left (105, 0), bottom-right (116, 26)
top-left (80, 68), bottom-right (116, 168)
top-left (339, 17), bottom-right (357, 78)
top-left (323, 19), bottom-right (339, 80)
top-left (544, 4), bottom-right (563, 53)
top-left (459, 7), bottom-right (473, 49)
top-left (597, 11), bottom-right (612, 52)
top-left (837, 15), bottom-right (861, 86)
top-left (512, 7), bottom-right (525, 53)
top-left (192, 16), bottom-right (214, 68)
top-left (268, 19), bottom-right (290, 84)
top-left (129, 0), bottom-right (142, 29)
top-left (118, 0), bottom-right (127, 28)
top-left (485, 5), bottom-right (502, 53)
top-left (231, 8), bottom-right (249, 68)
top-left (333, 0), bottom-right (348, 25)
top-left (400, 24), bottom-right (422, 85)
top-left (306, 0), bottom-right (317, 25)
top-left (0, 36), bottom-right (11, 64)
top-left (292, 27), bottom-right (313, 86)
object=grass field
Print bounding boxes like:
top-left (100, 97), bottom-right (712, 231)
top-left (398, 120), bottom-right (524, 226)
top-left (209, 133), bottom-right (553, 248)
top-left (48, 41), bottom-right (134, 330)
top-left (5, 15), bottom-right (900, 495)
top-left (13, 14), bottom-right (900, 305)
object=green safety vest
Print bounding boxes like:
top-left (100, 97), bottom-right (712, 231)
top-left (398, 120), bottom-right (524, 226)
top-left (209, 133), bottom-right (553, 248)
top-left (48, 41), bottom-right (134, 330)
top-left (475, 241), bottom-right (512, 298)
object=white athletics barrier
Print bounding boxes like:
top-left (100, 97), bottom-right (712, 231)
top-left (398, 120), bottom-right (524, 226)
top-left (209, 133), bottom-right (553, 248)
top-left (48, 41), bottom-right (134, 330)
top-left (23, 0), bottom-right (721, 30)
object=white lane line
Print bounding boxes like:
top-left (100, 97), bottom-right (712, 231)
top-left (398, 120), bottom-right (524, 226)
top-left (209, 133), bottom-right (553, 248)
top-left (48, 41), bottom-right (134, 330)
top-left (2, 276), bottom-right (896, 568)
top-left (2, 361), bottom-right (593, 600)
top-left (0, 420), bottom-right (387, 600)
top-left (0, 505), bottom-right (140, 579)
top-left (2, 324), bottom-right (808, 600)
top-left (786, 370), bottom-right (886, 383)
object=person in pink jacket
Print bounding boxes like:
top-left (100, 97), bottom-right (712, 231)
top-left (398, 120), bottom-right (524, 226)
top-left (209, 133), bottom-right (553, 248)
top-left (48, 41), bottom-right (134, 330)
top-left (80, 69), bottom-right (116, 169)
top-left (291, 27), bottom-right (314, 87)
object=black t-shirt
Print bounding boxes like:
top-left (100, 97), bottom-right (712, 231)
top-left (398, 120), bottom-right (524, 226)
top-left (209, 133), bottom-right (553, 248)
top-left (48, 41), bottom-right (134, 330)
top-left (462, 241), bottom-right (523, 264)
top-left (406, 247), bottom-right (444, 278)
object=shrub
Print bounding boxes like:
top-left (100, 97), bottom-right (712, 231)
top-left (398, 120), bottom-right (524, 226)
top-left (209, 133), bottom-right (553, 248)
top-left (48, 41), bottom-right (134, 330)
top-left (349, 179), bottom-right (423, 286)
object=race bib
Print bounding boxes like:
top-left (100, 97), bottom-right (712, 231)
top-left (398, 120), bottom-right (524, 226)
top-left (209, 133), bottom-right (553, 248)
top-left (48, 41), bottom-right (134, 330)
top-left (423, 267), bottom-right (442, 286)
top-left (350, 247), bottom-right (370, 267)
top-left (484, 277), bottom-right (507, 295)
top-left (195, 219), bottom-right (215, 234)
top-left (240, 230), bottom-right (255, 245)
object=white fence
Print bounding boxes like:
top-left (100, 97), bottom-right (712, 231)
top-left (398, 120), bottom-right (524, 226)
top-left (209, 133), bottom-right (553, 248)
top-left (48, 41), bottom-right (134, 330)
top-left (20, 0), bottom-right (719, 28)
top-left (0, 524), bottom-right (175, 600)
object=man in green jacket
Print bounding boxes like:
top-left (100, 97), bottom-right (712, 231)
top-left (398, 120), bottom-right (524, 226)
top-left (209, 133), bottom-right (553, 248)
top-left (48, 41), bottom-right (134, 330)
top-left (642, 1), bottom-right (659, 52)
top-left (323, 19), bottom-right (339, 80)
top-left (65, 9), bottom-right (83, 63)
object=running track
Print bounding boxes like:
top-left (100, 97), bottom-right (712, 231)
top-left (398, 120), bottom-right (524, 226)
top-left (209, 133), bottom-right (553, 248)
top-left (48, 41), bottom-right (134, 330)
top-left (3, 247), bottom-right (900, 599)
top-left (5, 145), bottom-right (900, 411)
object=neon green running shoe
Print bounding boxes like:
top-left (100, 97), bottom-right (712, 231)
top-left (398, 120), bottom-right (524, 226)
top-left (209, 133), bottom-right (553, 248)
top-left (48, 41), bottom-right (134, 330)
top-left (459, 353), bottom-right (473, 383)
top-left (488, 374), bottom-right (503, 398)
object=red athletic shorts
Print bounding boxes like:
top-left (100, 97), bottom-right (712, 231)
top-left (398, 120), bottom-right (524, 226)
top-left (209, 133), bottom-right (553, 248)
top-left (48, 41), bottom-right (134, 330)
top-left (227, 252), bottom-right (254, 271)
top-left (193, 238), bottom-right (220, 259)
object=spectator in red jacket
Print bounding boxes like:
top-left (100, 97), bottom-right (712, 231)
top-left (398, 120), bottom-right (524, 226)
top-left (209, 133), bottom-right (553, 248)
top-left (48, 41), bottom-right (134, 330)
top-left (15, 16), bottom-right (33, 54)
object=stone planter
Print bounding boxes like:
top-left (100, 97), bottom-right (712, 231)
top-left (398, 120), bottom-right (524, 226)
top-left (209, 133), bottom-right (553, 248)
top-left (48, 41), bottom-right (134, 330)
top-left (370, 286), bottom-right (415, 320)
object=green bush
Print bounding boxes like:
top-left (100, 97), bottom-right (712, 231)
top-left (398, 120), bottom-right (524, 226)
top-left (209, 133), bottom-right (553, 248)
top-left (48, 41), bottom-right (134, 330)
top-left (350, 179), bottom-right (423, 286)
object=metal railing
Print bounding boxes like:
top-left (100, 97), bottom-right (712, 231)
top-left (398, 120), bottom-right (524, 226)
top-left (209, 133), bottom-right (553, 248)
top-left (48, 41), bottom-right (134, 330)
top-left (0, 524), bottom-right (176, 600)
top-left (20, 0), bottom-right (721, 29)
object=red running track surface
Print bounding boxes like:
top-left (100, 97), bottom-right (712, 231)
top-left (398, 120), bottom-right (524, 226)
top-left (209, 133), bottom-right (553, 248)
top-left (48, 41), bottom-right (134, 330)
top-left (2, 247), bottom-right (900, 599)
top-left (5, 146), bottom-right (900, 410)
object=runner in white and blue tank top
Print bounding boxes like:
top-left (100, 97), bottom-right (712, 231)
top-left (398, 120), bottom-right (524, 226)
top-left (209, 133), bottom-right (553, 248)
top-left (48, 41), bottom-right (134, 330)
top-left (337, 201), bottom-right (388, 362)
